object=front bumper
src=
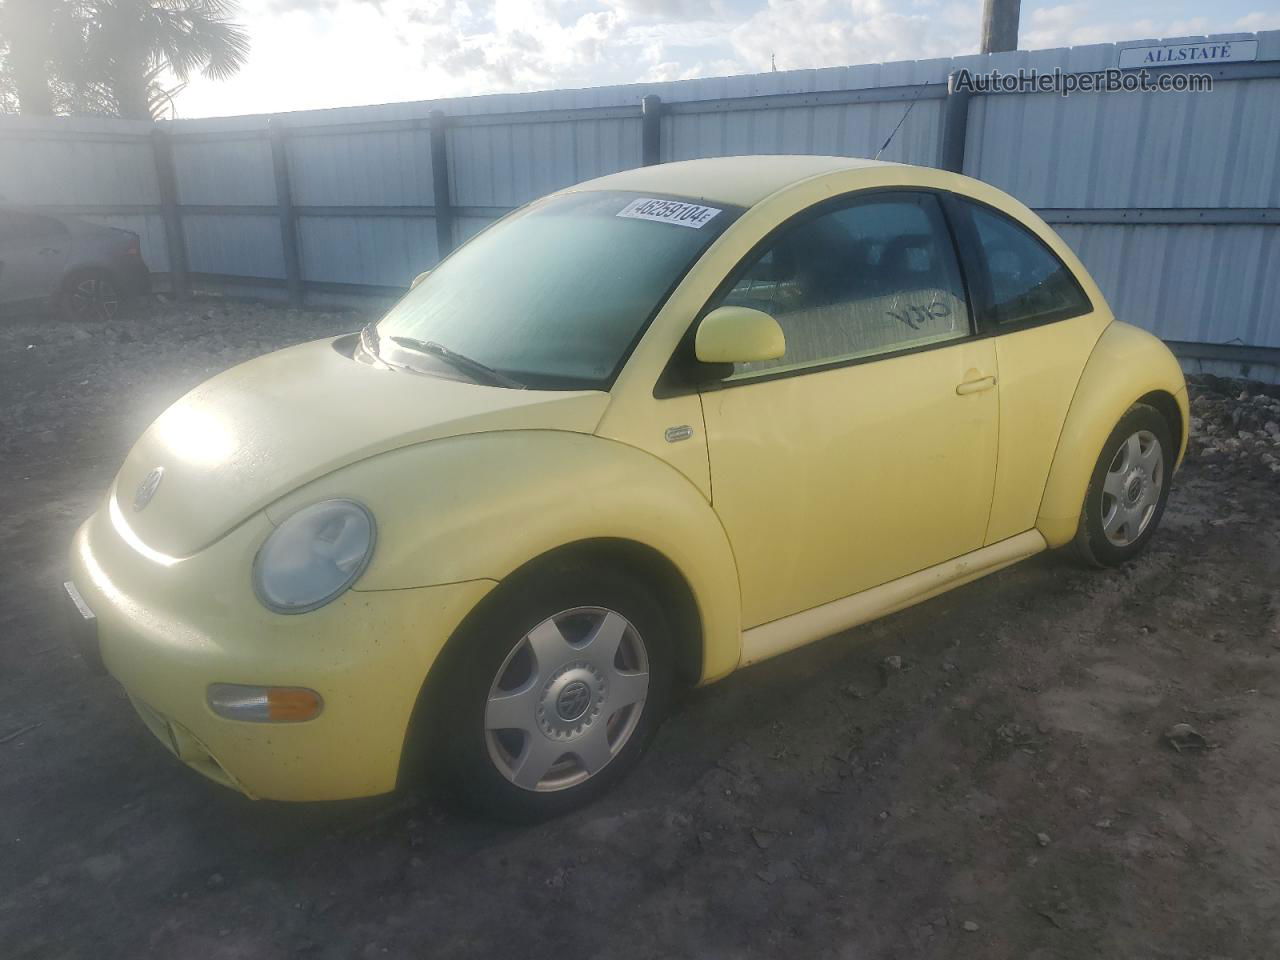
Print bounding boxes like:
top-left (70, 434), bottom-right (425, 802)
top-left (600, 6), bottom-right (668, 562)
top-left (68, 500), bottom-right (494, 801)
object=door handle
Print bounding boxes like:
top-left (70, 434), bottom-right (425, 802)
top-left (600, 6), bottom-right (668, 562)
top-left (39, 247), bottom-right (61, 256)
top-left (956, 374), bottom-right (997, 396)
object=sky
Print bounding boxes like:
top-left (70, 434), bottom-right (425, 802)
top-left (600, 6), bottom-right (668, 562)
top-left (176, 0), bottom-right (1280, 118)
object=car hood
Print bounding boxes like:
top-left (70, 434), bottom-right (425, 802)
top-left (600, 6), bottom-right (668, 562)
top-left (110, 336), bottom-right (610, 558)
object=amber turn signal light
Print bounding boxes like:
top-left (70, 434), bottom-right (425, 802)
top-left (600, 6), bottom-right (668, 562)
top-left (207, 683), bottom-right (324, 723)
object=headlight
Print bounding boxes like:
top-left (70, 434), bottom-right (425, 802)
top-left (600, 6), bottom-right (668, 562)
top-left (253, 499), bottom-right (376, 614)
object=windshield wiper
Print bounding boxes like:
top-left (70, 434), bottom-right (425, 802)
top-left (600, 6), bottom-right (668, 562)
top-left (389, 336), bottom-right (525, 389)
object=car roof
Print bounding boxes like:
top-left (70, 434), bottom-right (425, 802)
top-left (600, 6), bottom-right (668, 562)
top-left (566, 155), bottom-right (910, 208)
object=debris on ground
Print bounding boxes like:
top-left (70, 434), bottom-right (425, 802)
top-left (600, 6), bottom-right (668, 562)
top-left (1187, 375), bottom-right (1280, 479)
top-left (0, 722), bottom-right (41, 745)
top-left (1164, 722), bottom-right (1210, 753)
top-left (1037, 909), bottom-right (1065, 929)
top-left (878, 654), bottom-right (905, 687)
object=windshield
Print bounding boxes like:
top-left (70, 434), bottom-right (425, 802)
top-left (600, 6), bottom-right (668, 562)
top-left (374, 190), bottom-right (740, 389)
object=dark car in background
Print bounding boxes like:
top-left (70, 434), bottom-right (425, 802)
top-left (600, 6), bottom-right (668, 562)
top-left (0, 208), bottom-right (150, 320)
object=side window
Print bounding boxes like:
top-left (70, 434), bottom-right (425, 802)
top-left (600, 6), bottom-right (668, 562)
top-left (963, 201), bottom-right (1091, 327)
top-left (714, 192), bottom-right (970, 378)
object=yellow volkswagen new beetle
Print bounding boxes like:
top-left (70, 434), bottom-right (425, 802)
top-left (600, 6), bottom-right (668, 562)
top-left (65, 156), bottom-right (1188, 820)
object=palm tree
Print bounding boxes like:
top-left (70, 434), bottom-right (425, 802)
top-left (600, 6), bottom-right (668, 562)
top-left (82, 0), bottom-right (249, 120)
top-left (0, 0), bottom-right (249, 119)
top-left (0, 0), bottom-right (78, 115)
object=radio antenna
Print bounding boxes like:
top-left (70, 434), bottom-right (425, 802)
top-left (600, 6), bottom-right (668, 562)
top-left (874, 81), bottom-right (930, 161)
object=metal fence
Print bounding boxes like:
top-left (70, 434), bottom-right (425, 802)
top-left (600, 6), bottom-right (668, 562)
top-left (2, 30), bottom-right (1278, 380)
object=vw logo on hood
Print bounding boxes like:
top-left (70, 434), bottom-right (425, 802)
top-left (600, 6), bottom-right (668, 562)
top-left (133, 467), bottom-right (165, 512)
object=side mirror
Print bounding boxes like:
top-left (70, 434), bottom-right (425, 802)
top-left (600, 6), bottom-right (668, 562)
top-left (694, 306), bottom-right (785, 365)
top-left (410, 270), bottom-right (431, 289)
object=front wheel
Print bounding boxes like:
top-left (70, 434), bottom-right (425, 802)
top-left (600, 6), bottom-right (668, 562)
top-left (430, 565), bottom-right (673, 822)
top-left (1073, 402), bottom-right (1173, 567)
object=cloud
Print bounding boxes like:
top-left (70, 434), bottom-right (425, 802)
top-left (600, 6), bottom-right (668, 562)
top-left (262, 0), bottom-right (338, 10)
top-left (409, 0), bottom-right (644, 90)
top-left (405, 0), bottom-right (981, 94)
top-left (1235, 11), bottom-right (1280, 32)
top-left (1022, 3), bottom-right (1266, 50)
top-left (177, 0), bottom-right (1280, 118)
top-left (729, 0), bottom-right (978, 73)
top-left (261, 0), bottom-right (382, 12)
top-left (602, 0), bottom-right (732, 20)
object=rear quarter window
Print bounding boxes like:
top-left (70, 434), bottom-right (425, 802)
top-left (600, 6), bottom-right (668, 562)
top-left (961, 200), bottom-right (1091, 328)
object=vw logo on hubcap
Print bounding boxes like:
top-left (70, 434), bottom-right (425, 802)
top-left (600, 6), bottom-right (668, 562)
top-left (1125, 472), bottom-right (1145, 503)
top-left (133, 466), bottom-right (165, 512)
top-left (555, 680), bottom-right (593, 727)
top-left (556, 680), bottom-right (592, 722)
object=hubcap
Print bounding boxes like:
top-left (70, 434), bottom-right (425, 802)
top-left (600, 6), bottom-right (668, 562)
top-left (484, 606), bottom-right (649, 792)
top-left (1101, 429), bottom-right (1164, 547)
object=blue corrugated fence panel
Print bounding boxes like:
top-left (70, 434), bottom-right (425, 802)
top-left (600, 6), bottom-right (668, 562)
top-left (298, 215), bottom-right (439, 287)
top-left (172, 136), bottom-right (276, 206)
top-left (288, 127), bottom-right (436, 206)
top-left (1059, 223), bottom-right (1280, 349)
top-left (1, 29), bottom-right (1277, 356)
top-left (183, 214), bottom-right (285, 279)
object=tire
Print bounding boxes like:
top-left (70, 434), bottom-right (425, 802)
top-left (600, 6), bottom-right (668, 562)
top-left (60, 269), bottom-right (122, 322)
top-left (1073, 402), bottom-right (1173, 568)
top-left (428, 563), bottom-right (674, 822)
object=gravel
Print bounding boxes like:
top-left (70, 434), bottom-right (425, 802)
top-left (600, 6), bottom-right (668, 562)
top-left (3, 297), bottom-right (1280, 959)
top-left (1187, 375), bottom-right (1280, 481)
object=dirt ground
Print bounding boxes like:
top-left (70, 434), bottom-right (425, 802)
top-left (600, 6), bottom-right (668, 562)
top-left (2, 297), bottom-right (1279, 960)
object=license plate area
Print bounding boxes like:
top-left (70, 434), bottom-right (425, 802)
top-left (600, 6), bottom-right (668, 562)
top-left (62, 580), bottom-right (104, 674)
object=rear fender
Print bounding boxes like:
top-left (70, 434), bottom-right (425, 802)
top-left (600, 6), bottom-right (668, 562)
top-left (1036, 322), bottom-right (1189, 546)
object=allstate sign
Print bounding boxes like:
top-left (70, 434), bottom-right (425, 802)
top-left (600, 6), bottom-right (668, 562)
top-left (1118, 38), bottom-right (1258, 70)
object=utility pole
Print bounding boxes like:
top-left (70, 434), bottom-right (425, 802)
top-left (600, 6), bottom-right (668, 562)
top-left (980, 0), bottom-right (1020, 54)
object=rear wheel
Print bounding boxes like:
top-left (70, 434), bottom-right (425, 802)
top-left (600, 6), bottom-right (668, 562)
top-left (61, 270), bottom-right (121, 322)
top-left (430, 564), bottom-right (673, 822)
top-left (1073, 403), bottom-right (1173, 567)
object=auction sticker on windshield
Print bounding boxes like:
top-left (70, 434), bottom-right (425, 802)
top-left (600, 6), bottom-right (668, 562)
top-left (617, 197), bottom-right (722, 229)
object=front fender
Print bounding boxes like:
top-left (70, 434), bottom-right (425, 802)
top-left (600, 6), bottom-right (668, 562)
top-left (266, 430), bottom-right (744, 682)
top-left (1037, 322), bottom-right (1189, 546)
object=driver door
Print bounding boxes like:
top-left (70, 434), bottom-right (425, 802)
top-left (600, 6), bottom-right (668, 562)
top-left (698, 191), bottom-right (999, 628)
